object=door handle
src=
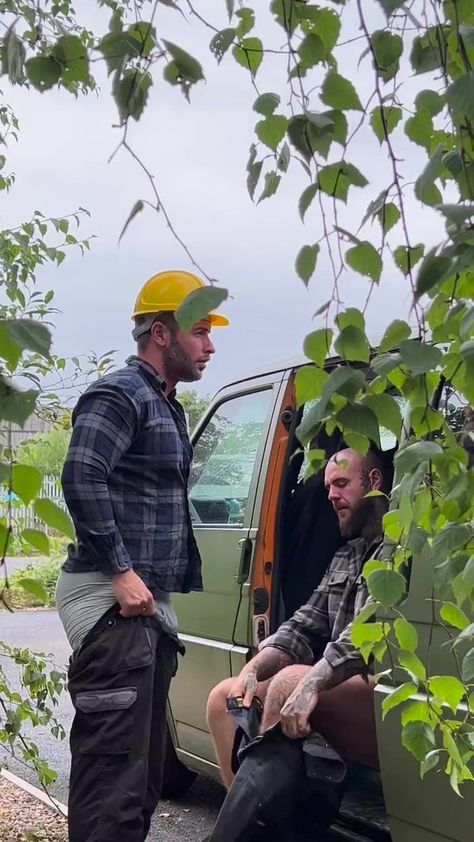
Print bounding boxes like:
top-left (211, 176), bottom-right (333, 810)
top-left (235, 537), bottom-right (253, 584)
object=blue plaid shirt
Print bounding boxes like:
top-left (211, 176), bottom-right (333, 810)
top-left (61, 356), bottom-right (202, 594)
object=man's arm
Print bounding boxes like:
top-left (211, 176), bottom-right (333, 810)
top-left (228, 646), bottom-right (295, 706)
top-left (279, 601), bottom-right (373, 738)
top-left (62, 386), bottom-right (139, 575)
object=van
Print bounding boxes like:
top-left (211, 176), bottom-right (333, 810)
top-left (164, 354), bottom-right (471, 842)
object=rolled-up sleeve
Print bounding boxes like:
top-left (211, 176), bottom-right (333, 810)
top-left (61, 387), bottom-right (139, 575)
top-left (259, 588), bottom-right (330, 665)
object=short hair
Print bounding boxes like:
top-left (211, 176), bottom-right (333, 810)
top-left (364, 446), bottom-right (393, 495)
top-left (135, 311), bottom-right (178, 353)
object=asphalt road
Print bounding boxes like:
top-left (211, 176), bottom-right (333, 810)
top-left (0, 609), bottom-right (224, 842)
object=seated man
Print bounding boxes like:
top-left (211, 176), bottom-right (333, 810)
top-left (207, 447), bottom-right (390, 788)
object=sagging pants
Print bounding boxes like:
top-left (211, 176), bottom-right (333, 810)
top-left (67, 606), bottom-right (180, 842)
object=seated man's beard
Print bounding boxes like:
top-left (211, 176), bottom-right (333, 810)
top-left (339, 497), bottom-right (376, 539)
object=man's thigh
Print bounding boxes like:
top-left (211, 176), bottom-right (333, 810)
top-left (313, 676), bottom-right (377, 768)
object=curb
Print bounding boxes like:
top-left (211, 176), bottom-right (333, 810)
top-left (1, 767), bottom-right (68, 817)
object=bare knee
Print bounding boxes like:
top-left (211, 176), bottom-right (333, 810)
top-left (206, 678), bottom-right (233, 728)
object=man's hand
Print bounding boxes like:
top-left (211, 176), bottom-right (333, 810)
top-left (280, 675), bottom-right (319, 739)
top-left (112, 569), bottom-right (155, 617)
top-left (227, 667), bottom-right (259, 708)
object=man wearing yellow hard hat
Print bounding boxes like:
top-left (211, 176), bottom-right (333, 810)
top-left (56, 270), bottom-right (228, 842)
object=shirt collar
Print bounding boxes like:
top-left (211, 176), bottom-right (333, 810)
top-left (126, 355), bottom-right (167, 393)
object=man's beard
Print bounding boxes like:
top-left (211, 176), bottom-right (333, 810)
top-left (166, 341), bottom-right (201, 383)
top-left (338, 497), bottom-right (378, 540)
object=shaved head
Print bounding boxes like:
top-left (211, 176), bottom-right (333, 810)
top-left (324, 448), bottom-right (388, 540)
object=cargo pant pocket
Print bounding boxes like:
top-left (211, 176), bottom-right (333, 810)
top-left (73, 687), bottom-right (137, 755)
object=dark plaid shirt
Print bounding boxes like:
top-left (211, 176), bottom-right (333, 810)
top-left (260, 536), bottom-right (382, 685)
top-left (61, 356), bottom-right (202, 594)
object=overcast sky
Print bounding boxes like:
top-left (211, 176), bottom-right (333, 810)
top-left (3, 1), bottom-right (444, 399)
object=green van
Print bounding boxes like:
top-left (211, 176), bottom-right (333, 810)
top-left (164, 354), bottom-right (471, 842)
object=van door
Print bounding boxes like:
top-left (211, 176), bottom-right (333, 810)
top-left (169, 375), bottom-right (283, 769)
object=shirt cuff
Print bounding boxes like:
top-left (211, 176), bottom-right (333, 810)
top-left (259, 631), bottom-right (314, 665)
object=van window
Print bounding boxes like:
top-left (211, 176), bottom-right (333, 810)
top-left (189, 389), bottom-right (272, 526)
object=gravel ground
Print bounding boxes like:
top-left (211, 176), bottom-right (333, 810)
top-left (0, 776), bottom-right (67, 842)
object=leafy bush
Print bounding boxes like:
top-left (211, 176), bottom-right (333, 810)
top-left (4, 557), bottom-right (62, 609)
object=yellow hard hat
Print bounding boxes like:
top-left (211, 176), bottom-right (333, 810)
top-left (132, 270), bottom-right (229, 327)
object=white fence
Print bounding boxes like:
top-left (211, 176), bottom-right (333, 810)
top-left (0, 475), bottom-right (66, 534)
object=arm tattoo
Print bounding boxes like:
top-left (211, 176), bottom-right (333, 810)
top-left (252, 646), bottom-right (294, 682)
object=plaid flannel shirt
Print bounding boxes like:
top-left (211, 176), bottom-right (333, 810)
top-left (260, 535), bottom-right (383, 686)
top-left (61, 356), bottom-right (202, 594)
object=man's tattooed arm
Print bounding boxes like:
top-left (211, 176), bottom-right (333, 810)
top-left (279, 658), bottom-right (335, 738)
top-left (229, 647), bottom-right (295, 707)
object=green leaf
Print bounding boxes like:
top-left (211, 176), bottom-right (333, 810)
top-left (115, 69), bottom-right (152, 120)
top-left (235, 7), bottom-right (255, 37)
top-left (399, 649), bottom-right (427, 681)
top-left (370, 30), bottom-right (403, 82)
top-left (402, 722), bottom-right (435, 762)
top-left (462, 648), bottom-right (474, 684)
top-left (2, 25), bottom-right (25, 83)
top-left (370, 106), bottom-right (403, 144)
top-left (379, 319), bottom-right (411, 352)
top-left (395, 440), bottom-right (443, 475)
top-left (295, 244), bottom-right (320, 286)
top-left (405, 109), bottom-right (433, 151)
top-left (0, 321), bottom-right (22, 368)
top-left (210, 28), bottom-right (235, 63)
top-left (429, 676), bottom-right (465, 713)
top-left (394, 617), bottom-right (418, 651)
top-left (367, 568), bottom-right (406, 609)
top-left (21, 528), bottom-right (50, 555)
top-left (415, 89), bottom-right (444, 116)
top-left (410, 29), bottom-right (446, 75)
top-left (255, 115), bottom-right (288, 151)
top-left (299, 183), bottom-right (319, 222)
top-left (440, 601), bottom-right (471, 631)
top-left (298, 33), bottom-right (326, 68)
top-left (377, 202), bottom-right (400, 234)
top-left (382, 682), bottom-right (418, 718)
top-left (253, 92), bottom-right (280, 117)
top-left (25, 56), bottom-right (61, 91)
top-left (319, 162), bottom-right (368, 203)
top-left (351, 621), bottom-right (385, 648)
top-left (399, 340), bottom-right (442, 374)
top-left (295, 366), bottom-right (328, 407)
top-left (346, 241), bottom-right (383, 283)
top-left (225, 0), bottom-right (235, 20)
top-left (446, 73), bottom-right (474, 121)
top-left (118, 200), bottom-right (144, 242)
top-left (415, 146), bottom-right (443, 207)
top-left (17, 577), bottom-right (49, 604)
top-left (376, 0), bottom-right (406, 15)
top-left (163, 41), bottom-right (204, 97)
top-left (421, 750), bottom-right (442, 778)
top-left (175, 286), bottom-right (228, 332)
top-left (337, 404), bottom-right (381, 448)
top-left (6, 320), bottom-right (51, 359)
top-left (52, 35), bottom-right (89, 84)
top-left (246, 144), bottom-right (263, 200)
top-left (298, 7), bottom-right (341, 54)
top-left (258, 170), bottom-right (281, 203)
top-left (232, 37), bottom-right (263, 76)
top-left (0, 377), bottom-right (38, 426)
top-left (321, 70), bottom-right (363, 111)
top-left (415, 251), bottom-right (453, 298)
top-left (336, 308), bottom-right (365, 332)
top-left (393, 244), bottom-right (425, 276)
top-left (434, 526), bottom-right (473, 561)
top-left (335, 325), bottom-right (370, 363)
top-left (364, 393), bottom-right (402, 437)
top-left (277, 142), bottom-right (291, 172)
top-left (11, 465), bottom-right (42, 506)
top-left (303, 329), bottom-right (333, 367)
top-left (33, 498), bottom-right (75, 541)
